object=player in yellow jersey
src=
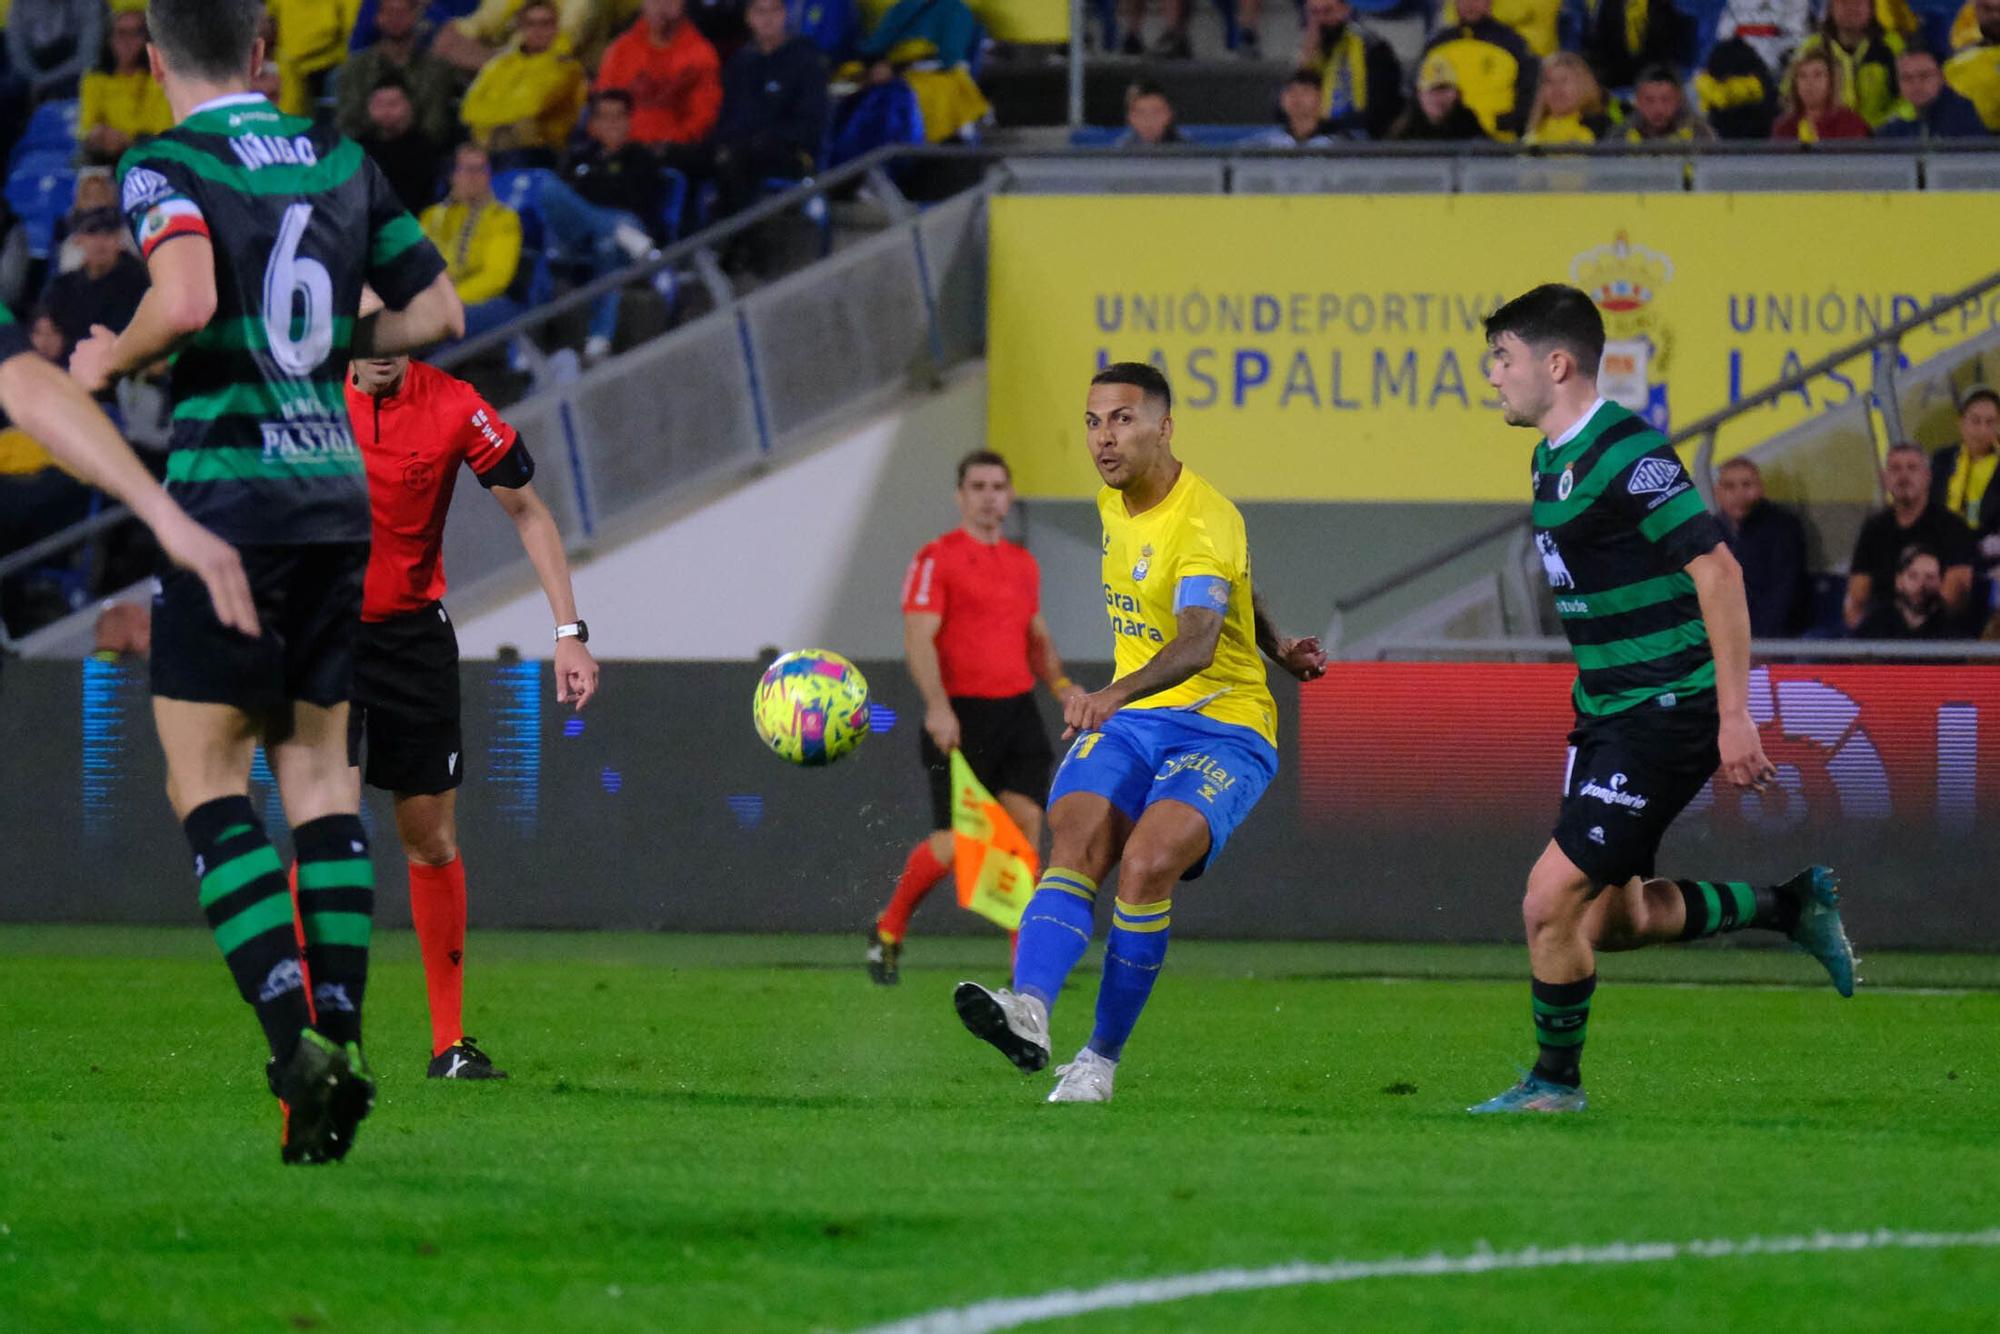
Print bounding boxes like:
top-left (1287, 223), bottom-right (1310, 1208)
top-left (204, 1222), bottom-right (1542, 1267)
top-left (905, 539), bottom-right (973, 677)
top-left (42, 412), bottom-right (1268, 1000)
top-left (954, 362), bottom-right (1326, 1102)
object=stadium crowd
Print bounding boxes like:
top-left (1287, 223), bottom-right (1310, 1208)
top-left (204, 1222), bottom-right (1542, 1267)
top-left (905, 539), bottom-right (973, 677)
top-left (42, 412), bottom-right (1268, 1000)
top-left (1105, 0), bottom-right (1999, 145)
top-left (3, 0), bottom-right (1997, 640)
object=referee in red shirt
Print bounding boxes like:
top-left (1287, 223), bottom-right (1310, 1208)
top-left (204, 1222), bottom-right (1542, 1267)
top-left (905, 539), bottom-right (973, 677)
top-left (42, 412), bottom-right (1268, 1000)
top-left (345, 333), bottom-right (599, 1079)
top-left (868, 450), bottom-right (1083, 984)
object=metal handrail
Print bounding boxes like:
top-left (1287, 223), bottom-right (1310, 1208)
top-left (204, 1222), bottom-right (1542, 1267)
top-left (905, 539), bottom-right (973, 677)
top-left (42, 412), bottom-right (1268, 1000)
top-left (1326, 264), bottom-right (2000, 646)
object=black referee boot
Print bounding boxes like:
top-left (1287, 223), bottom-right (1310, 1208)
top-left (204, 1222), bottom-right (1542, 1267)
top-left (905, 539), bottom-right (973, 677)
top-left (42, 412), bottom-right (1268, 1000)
top-left (428, 1036), bottom-right (508, 1080)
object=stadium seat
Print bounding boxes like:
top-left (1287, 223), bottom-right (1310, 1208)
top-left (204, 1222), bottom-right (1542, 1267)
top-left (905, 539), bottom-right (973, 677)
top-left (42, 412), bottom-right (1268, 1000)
top-left (8, 99), bottom-right (80, 169)
top-left (4, 157), bottom-right (79, 260)
top-left (660, 166), bottom-right (688, 242)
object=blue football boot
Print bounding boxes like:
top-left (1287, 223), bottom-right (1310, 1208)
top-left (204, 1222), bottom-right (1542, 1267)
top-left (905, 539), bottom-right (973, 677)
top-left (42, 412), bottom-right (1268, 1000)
top-left (1783, 866), bottom-right (1856, 998)
top-left (1468, 1073), bottom-right (1588, 1114)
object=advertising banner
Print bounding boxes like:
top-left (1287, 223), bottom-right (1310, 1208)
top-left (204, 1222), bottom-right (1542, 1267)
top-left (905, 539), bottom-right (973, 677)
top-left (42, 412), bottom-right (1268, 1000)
top-left (990, 195), bottom-right (1997, 501)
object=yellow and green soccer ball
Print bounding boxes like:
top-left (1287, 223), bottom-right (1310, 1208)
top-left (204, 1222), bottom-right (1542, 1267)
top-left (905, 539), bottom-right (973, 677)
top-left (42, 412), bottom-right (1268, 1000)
top-left (753, 649), bottom-right (871, 766)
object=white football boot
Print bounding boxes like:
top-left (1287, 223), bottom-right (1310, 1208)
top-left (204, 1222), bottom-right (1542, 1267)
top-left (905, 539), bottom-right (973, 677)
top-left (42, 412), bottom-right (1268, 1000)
top-left (1047, 1047), bottom-right (1116, 1103)
top-left (953, 982), bottom-right (1051, 1073)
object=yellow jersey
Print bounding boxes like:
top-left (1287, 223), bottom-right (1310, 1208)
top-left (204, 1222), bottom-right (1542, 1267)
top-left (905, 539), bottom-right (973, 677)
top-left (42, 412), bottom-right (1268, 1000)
top-left (1098, 464), bottom-right (1277, 746)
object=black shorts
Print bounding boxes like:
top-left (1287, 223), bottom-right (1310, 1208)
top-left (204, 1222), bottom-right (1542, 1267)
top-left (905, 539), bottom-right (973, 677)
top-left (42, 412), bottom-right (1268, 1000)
top-left (347, 601), bottom-right (463, 795)
top-left (152, 542), bottom-right (369, 732)
top-left (1552, 702), bottom-right (1721, 887)
top-left (921, 692), bottom-right (1055, 829)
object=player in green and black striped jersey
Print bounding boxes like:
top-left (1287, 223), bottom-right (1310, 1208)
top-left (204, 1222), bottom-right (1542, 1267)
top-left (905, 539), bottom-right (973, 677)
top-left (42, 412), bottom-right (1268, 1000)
top-left (1467, 284), bottom-right (1856, 1116)
top-left (64, 0), bottom-right (465, 1166)
top-left (0, 301), bottom-right (256, 631)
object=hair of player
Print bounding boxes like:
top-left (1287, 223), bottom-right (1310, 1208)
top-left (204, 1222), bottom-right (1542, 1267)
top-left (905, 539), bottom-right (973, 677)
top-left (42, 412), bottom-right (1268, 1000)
top-left (1091, 361), bottom-right (1173, 415)
top-left (956, 449), bottom-right (1011, 487)
top-left (147, 0), bottom-right (263, 83)
top-left (1483, 284), bottom-right (1605, 378)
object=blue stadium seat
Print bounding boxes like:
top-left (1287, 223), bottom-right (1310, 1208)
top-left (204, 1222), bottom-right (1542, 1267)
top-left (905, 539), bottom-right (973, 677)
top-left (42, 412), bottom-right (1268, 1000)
top-left (10, 100), bottom-right (80, 168)
top-left (4, 157), bottom-right (79, 260)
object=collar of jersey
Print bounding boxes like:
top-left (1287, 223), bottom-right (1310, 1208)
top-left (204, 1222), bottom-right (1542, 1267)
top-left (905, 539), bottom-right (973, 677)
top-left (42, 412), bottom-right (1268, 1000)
top-left (183, 92), bottom-right (279, 132)
top-left (1542, 397), bottom-right (1613, 467)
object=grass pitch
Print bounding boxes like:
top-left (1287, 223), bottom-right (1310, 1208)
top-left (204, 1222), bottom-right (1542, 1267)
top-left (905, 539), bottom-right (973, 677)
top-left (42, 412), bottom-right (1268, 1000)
top-left (3, 928), bottom-right (1997, 1332)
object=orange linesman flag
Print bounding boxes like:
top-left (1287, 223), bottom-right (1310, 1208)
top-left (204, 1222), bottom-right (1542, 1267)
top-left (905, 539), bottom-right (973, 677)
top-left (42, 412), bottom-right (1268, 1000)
top-left (949, 750), bottom-right (1039, 930)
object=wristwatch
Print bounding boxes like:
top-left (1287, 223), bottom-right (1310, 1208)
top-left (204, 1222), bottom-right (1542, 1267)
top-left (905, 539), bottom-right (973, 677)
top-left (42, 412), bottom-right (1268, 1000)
top-left (555, 620), bottom-right (589, 644)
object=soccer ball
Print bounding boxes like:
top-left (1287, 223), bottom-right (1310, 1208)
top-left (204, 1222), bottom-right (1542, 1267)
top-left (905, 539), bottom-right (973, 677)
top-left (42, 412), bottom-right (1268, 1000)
top-left (753, 649), bottom-right (871, 766)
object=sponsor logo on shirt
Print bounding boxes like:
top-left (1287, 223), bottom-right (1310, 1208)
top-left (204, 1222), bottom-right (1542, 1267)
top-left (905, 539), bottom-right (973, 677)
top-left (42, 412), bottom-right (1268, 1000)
top-left (122, 167), bottom-right (174, 213)
top-left (1626, 458), bottom-right (1682, 496)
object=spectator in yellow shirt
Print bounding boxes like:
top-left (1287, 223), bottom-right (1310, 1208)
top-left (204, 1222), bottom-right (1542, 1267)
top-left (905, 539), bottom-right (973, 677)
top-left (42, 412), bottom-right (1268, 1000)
top-left (460, 0), bottom-right (590, 165)
top-left (78, 8), bottom-right (172, 166)
top-left (265, 0), bottom-right (359, 116)
top-left (1945, 0), bottom-right (2000, 128)
top-left (434, 0), bottom-right (636, 72)
top-left (1438, 0), bottom-right (1563, 57)
top-left (1525, 51), bottom-right (1614, 142)
top-left (420, 144), bottom-right (527, 339)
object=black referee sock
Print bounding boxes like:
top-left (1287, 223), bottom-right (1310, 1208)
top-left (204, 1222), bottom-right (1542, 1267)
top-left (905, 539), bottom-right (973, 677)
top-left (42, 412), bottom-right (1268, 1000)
top-left (293, 815), bottom-right (376, 1047)
top-left (184, 796), bottom-right (313, 1064)
top-left (1529, 974), bottom-right (1595, 1089)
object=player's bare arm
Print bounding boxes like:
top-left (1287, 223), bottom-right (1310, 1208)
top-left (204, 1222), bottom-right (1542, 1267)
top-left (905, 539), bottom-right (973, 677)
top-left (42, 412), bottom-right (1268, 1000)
top-left (491, 479), bottom-right (599, 709)
top-left (1251, 589), bottom-right (1326, 682)
top-left (353, 271), bottom-right (467, 358)
top-left (0, 347), bottom-right (257, 635)
top-left (1064, 604), bottom-right (1223, 737)
top-left (1688, 544), bottom-right (1773, 792)
top-left (68, 234), bottom-right (217, 393)
top-left (902, 609), bottom-right (960, 752)
top-left (1029, 613), bottom-right (1086, 706)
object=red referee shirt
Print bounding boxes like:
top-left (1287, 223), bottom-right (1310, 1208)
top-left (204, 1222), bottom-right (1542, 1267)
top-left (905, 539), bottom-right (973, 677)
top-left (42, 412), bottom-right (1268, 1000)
top-left (900, 528), bottom-right (1040, 699)
top-left (346, 360), bottom-right (535, 622)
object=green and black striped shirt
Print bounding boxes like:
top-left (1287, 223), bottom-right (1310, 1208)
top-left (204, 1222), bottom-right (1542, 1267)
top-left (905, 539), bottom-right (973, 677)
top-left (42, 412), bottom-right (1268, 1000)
top-left (1530, 400), bottom-right (1727, 719)
top-left (118, 92), bottom-right (445, 545)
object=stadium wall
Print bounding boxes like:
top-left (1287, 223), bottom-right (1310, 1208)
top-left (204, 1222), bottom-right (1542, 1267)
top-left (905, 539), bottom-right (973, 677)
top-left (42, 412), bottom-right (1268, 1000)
top-left (4, 660), bottom-right (1994, 951)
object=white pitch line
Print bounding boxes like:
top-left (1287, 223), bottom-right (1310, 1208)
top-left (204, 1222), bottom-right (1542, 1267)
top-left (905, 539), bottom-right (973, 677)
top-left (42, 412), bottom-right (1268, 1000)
top-left (855, 1227), bottom-right (2000, 1334)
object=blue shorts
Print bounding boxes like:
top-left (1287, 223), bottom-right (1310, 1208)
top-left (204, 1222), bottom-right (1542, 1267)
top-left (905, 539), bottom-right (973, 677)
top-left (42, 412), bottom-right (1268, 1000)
top-left (1048, 708), bottom-right (1278, 880)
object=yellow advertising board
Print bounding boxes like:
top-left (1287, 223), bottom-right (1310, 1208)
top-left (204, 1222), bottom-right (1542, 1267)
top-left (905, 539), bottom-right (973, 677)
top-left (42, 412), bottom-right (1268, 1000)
top-left (988, 194), bottom-right (2000, 501)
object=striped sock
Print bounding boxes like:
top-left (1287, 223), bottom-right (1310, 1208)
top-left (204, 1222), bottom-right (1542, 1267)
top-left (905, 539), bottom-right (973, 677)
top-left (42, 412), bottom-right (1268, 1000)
top-left (1530, 973), bottom-right (1595, 1088)
top-left (1677, 878), bottom-right (1801, 938)
top-left (1012, 868), bottom-right (1098, 1010)
top-left (1676, 879), bottom-right (1756, 939)
top-left (1089, 898), bottom-right (1171, 1062)
top-left (184, 796), bottom-right (312, 1063)
top-left (293, 815), bottom-right (375, 1046)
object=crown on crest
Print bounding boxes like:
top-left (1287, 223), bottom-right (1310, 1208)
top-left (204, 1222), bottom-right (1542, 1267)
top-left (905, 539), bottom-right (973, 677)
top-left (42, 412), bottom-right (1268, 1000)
top-left (1569, 232), bottom-right (1673, 314)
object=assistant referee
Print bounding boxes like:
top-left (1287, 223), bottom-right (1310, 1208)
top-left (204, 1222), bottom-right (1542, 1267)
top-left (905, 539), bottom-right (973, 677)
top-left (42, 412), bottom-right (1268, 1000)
top-left (868, 450), bottom-right (1082, 984)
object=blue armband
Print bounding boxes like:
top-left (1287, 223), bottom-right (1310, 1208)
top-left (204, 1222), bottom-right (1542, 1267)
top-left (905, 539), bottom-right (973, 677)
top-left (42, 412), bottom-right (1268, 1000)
top-left (1173, 575), bottom-right (1232, 614)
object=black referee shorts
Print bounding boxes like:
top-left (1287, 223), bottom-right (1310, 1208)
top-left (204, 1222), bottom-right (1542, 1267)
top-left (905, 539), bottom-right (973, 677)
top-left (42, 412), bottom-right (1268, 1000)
top-left (921, 691), bottom-right (1055, 829)
top-left (347, 601), bottom-right (464, 796)
top-left (1552, 703), bottom-right (1721, 887)
top-left (152, 542), bottom-right (368, 737)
